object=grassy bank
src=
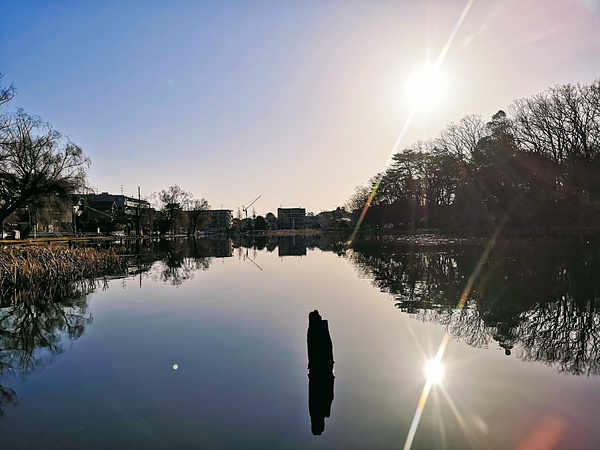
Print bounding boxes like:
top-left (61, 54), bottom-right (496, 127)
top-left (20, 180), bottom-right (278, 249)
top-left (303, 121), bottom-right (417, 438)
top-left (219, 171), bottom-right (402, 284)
top-left (0, 245), bottom-right (126, 293)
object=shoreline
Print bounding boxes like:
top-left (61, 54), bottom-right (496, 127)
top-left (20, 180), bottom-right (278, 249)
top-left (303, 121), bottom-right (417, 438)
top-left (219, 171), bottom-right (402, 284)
top-left (264, 229), bottom-right (323, 236)
top-left (2, 225), bottom-right (600, 248)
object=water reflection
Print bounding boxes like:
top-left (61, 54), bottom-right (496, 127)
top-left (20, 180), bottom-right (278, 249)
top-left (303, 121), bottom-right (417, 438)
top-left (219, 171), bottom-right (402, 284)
top-left (156, 249), bottom-right (211, 286)
top-left (307, 310), bottom-right (335, 435)
top-left (0, 282), bottom-right (96, 415)
top-left (117, 238), bottom-right (232, 286)
top-left (1, 235), bottom-right (598, 447)
top-left (279, 236), bottom-right (307, 257)
top-left (308, 372), bottom-right (334, 436)
top-left (348, 237), bottom-right (600, 376)
top-left (424, 359), bottom-right (444, 384)
top-left (117, 236), bottom-right (347, 286)
top-left (34, 236), bottom-right (600, 379)
top-left (231, 234), bottom-right (346, 256)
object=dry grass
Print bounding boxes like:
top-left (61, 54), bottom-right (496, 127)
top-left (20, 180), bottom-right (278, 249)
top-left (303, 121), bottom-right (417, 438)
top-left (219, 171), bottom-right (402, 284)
top-left (0, 246), bottom-right (126, 294)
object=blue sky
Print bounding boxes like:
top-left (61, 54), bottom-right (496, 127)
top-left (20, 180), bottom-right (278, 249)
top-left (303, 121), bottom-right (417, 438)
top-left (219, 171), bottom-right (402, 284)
top-left (1, 0), bottom-right (599, 214)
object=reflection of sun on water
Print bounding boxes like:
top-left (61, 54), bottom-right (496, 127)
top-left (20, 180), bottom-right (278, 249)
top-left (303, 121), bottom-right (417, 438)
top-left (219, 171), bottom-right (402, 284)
top-left (424, 359), bottom-right (444, 385)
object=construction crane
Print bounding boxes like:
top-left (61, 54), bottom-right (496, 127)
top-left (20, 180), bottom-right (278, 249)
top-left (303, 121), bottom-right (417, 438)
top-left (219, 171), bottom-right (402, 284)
top-left (242, 195), bottom-right (261, 219)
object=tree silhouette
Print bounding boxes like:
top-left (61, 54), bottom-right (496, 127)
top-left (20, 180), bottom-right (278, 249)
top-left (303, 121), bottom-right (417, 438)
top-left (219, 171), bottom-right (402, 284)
top-left (346, 79), bottom-right (600, 234)
top-left (0, 109), bottom-right (89, 224)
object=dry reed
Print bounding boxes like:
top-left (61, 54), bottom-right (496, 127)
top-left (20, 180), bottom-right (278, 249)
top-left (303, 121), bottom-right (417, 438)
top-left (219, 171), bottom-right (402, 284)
top-left (0, 246), bottom-right (126, 295)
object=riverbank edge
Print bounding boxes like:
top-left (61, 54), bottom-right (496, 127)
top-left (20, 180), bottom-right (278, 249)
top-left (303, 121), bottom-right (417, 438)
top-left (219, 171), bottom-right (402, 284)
top-left (1, 229), bottom-right (326, 246)
top-left (3, 225), bottom-right (600, 248)
top-left (0, 244), bottom-right (127, 295)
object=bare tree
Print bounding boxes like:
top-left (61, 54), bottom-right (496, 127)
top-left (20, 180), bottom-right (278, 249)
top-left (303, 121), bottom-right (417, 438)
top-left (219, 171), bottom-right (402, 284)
top-left (0, 109), bottom-right (89, 223)
top-left (187, 198), bottom-right (210, 235)
top-left (511, 81), bottom-right (600, 163)
top-left (0, 73), bottom-right (15, 107)
top-left (436, 114), bottom-right (486, 161)
top-left (345, 184), bottom-right (372, 213)
top-left (158, 184), bottom-right (192, 233)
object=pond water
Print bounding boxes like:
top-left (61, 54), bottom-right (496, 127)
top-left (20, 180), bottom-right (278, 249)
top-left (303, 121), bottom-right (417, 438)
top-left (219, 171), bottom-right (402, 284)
top-left (1, 236), bottom-right (600, 449)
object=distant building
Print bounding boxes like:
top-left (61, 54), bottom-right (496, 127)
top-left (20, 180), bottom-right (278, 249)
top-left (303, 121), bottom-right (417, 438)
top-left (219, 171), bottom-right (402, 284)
top-left (80, 193), bottom-right (152, 235)
top-left (83, 193), bottom-right (150, 216)
top-left (85, 200), bottom-right (117, 218)
top-left (79, 199), bottom-right (117, 232)
top-left (207, 209), bottom-right (232, 231)
top-left (277, 208), bottom-right (306, 230)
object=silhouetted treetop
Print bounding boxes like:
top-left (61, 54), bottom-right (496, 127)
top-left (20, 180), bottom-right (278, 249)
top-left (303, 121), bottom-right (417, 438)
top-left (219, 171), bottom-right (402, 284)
top-left (346, 79), bottom-right (600, 234)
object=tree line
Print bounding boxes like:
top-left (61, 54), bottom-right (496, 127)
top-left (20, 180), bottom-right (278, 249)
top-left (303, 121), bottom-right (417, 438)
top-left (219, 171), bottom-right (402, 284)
top-left (346, 80), bottom-right (600, 234)
top-left (5, 72), bottom-right (599, 237)
top-left (153, 184), bottom-right (210, 235)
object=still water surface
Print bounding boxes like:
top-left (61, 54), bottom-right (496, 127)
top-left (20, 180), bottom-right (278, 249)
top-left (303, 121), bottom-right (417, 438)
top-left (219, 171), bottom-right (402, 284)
top-left (1, 236), bottom-right (600, 449)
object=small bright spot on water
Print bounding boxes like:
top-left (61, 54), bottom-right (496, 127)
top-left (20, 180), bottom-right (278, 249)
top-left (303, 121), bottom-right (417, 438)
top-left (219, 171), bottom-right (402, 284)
top-left (424, 359), bottom-right (444, 384)
top-left (173, 364), bottom-right (179, 370)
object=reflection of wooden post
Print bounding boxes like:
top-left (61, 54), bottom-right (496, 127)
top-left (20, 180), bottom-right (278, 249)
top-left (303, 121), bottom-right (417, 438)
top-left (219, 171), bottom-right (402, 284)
top-left (307, 309), bottom-right (335, 436)
top-left (308, 369), bottom-right (334, 435)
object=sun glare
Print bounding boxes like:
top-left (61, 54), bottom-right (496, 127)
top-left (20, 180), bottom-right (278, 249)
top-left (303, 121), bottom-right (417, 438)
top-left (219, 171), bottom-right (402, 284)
top-left (405, 64), bottom-right (447, 110)
top-left (424, 359), bottom-right (445, 385)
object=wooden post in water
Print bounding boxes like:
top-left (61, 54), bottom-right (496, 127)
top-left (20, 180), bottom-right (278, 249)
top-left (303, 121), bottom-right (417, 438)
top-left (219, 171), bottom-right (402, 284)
top-left (307, 309), bottom-right (335, 436)
top-left (307, 310), bottom-right (334, 373)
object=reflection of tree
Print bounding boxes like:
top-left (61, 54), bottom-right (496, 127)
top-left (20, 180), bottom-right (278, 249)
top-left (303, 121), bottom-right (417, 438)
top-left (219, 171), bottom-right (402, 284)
top-left (157, 255), bottom-right (208, 286)
top-left (518, 296), bottom-right (600, 376)
top-left (410, 302), bottom-right (494, 349)
top-left (145, 239), bottom-right (217, 286)
top-left (347, 238), bottom-right (600, 375)
top-left (0, 282), bottom-right (95, 415)
top-left (230, 234), bottom-right (349, 257)
top-left (350, 241), bottom-right (467, 311)
top-left (0, 384), bottom-right (17, 417)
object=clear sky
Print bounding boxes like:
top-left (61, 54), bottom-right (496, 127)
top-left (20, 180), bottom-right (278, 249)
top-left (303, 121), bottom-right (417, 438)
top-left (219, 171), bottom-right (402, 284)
top-left (1, 0), bottom-right (599, 215)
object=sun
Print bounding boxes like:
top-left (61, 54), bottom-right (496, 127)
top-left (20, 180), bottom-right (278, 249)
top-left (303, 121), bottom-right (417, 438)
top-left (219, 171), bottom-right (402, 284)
top-left (404, 64), bottom-right (447, 110)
